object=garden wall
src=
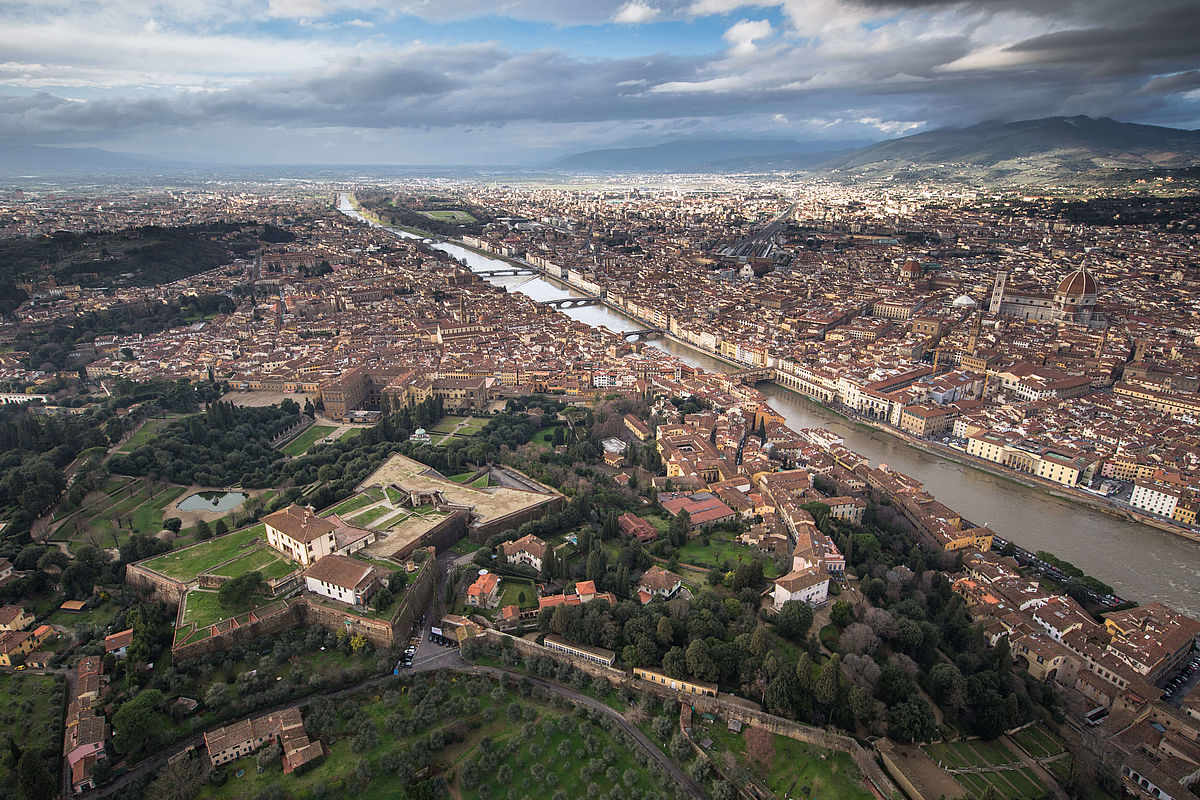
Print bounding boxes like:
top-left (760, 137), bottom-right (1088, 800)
top-left (303, 599), bottom-right (395, 649)
top-left (124, 562), bottom-right (189, 604)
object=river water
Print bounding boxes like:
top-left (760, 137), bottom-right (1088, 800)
top-left (337, 194), bottom-right (1200, 616)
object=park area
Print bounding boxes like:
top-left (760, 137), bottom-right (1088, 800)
top-left (197, 674), bottom-right (665, 800)
top-left (427, 414), bottom-right (489, 444)
top-left (51, 477), bottom-right (188, 551)
top-left (0, 672), bottom-right (64, 790)
top-left (117, 414), bottom-right (182, 453)
top-left (419, 208), bottom-right (478, 223)
top-left (924, 738), bottom-right (1051, 800)
top-left (280, 425), bottom-right (337, 457)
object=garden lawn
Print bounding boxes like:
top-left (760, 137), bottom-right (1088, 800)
top-left (1011, 725), bottom-right (1065, 759)
top-left (327, 493), bottom-right (376, 516)
top-left (0, 672), bottom-right (64, 790)
top-left (281, 425), bottom-right (337, 457)
top-left (427, 415), bottom-right (467, 434)
top-left (676, 534), bottom-right (768, 571)
top-left (128, 485), bottom-right (188, 535)
top-left (140, 524), bottom-right (266, 580)
top-left (348, 504), bottom-right (391, 527)
top-left (532, 425), bottom-right (559, 446)
top-left (182, 590), bottom-right (234, 629)
top-left (448, 536), bottom-right (476, 555)
top-left (208, 547), bottom-right (296, 581)
top-left (497, 577), bottom-right (538, 609)
top-left (117, 415), bottom-right (179, 453)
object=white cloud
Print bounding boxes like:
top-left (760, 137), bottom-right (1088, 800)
top-left (613, 2), bottom-right (660, 24)
top-left (723, 18), bottom-right (772, 57)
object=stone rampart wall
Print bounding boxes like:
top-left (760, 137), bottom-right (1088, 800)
top-left (469, 495), bottom-right (565, 543)
top-left (125, 562), bottom-right (188, 604)
top-left (172, 602), bottom-right (305, 661)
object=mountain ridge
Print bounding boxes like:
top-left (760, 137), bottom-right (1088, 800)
top-left (817, 116), bottom-right (1200, 182)
top-left (551, 138), bottom-right (875, 171)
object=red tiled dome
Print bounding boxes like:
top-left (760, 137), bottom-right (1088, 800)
top-left (1056, 267), bottom-right (1097, 297)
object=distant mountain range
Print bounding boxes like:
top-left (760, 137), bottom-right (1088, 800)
top-left (550, 138), bottom-right (874, 172)
top-left (0, 144), bottom-right (179, 175)
top-left (819, 116), bottom-right (1200, 183)
top-left (552, 117), bottom-right (1200, 183)
top-left (4, 116), bottom-right (1197, 183)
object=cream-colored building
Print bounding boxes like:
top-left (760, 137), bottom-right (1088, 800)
top-left (263, 505), bottom-right (336, 566)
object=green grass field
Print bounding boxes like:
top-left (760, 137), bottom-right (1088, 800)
top-left (1011, 725), bottom-right (1065, 759)
top-left (0, 672), bottom-right (64, 789)
top-left (675, 532), bottom-right (776, 577)
top-left (281, 425), bottom-right (337, 457)
top-left (532, 425), bottom-right (559, 446)
top-left (497, 576), bottom-right (538, 609)
top-left (140, 524), bottom-right (266, 580)
top-left (207, 546), bottom-right (297, 581)
top-left (182, 589), bottom-right (229, 629)
top-left (448, 536), bottom-right (476, 555)
top-left (327, 493), bottom-right (376, 516)
top-left (348, 504), bottom-right (392, 527)
top-left (67, 483), bottom-right (189, 550)
top-left (420, 208), bottom-right (478, 223)
top-left (117, 415), bottom-right (180, 453)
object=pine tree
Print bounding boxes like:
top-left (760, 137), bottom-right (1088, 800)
top-left (795, 652), bottom-right (814, 693)
top-left (540, 546), bottom-right (557, 581)
top-left (815, 653), bottom-right (841, 706)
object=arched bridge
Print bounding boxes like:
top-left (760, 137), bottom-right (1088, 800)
top-left (622, 328), bottom-right (664, 341)
top-left (729, 367), bottom-right (774, 383)
top-left (538, 297), bottom-right (602, 309)
top-left (474, 267), bottom-right (539, 277)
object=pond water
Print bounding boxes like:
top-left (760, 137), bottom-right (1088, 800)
top-left (178, 491), bottom-right (248, 513)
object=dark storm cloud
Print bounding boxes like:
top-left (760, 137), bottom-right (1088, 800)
top-left (1004, 6), bottom-right (1200, 69)
top-left (1139, 71), bottom-right (1200, 95)
top-left (0, 0), bottom-right (1197, 149)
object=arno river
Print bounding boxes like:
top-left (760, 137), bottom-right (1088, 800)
top-left (337, 194), bottom-right (1200, 616)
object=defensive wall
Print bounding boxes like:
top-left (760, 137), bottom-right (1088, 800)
top-left (390, 510), bottom-right (468, 559)
top-left (469, 494), bottom-right (565, 543)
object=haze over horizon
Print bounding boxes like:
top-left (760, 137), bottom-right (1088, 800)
top-left (0, 0), bottom-right (1197, 165)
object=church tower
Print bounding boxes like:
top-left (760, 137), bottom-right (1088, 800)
top-left (989, 271), bottom-right (1007, 314)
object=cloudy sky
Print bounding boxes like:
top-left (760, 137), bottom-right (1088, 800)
top-left (0, 0), bottom-right (1197, 164)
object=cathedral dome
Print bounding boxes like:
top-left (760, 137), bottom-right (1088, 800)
top-left (1056, 267), bottom-right (1097, 298)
